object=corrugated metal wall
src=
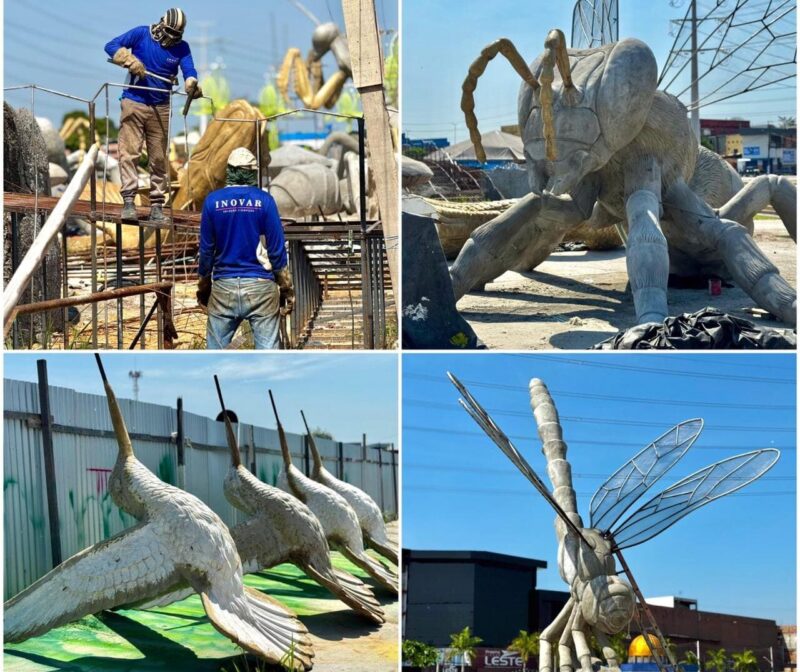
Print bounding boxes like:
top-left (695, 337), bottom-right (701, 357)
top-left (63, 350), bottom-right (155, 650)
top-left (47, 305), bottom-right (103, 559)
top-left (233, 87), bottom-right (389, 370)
top-left (3, 378), bottom-right (397, 600)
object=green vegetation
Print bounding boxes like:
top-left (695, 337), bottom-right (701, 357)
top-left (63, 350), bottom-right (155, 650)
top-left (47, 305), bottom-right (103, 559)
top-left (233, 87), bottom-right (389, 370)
top-left (448, 626), bottom-right (482, 672)
top-left (402, 639), bottom-right (439, 668)
top-left (507, 630), bottom-right (539, 672)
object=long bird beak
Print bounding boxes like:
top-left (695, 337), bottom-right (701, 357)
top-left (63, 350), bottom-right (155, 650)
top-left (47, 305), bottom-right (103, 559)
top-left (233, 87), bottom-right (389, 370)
top-left (300, 410), bottom-right (322, 468)
top-left (213, 375), bottom-right (241, 468)
top-left (268, 390), bottom-right (292, 464)
top-left (95, 354), bottom-right (133, 458)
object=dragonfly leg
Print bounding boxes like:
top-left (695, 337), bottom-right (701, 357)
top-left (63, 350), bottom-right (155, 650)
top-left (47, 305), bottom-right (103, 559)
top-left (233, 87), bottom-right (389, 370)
top-left (539, 597), bottom-right (574, 672)
top-left (571, 614), bottom-right (594, 672)
top-left (594, 628), bottom-right (621, 671)
top-left (558, 603), bottom-right (580, 672)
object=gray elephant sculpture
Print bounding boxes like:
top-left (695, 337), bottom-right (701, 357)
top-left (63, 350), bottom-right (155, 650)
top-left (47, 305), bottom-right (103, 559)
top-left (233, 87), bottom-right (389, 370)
top-left (450, 30), bottom-right (796, 326)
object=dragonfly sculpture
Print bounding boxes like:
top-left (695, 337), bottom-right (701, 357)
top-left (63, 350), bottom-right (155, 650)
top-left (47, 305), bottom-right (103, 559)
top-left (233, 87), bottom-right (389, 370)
top-left (448, 373), bottom-right (779, 672)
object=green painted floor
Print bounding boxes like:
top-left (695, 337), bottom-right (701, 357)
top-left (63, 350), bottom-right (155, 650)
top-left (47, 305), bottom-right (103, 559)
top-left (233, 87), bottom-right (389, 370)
top-left (4, 553), bottom-right (398, 672)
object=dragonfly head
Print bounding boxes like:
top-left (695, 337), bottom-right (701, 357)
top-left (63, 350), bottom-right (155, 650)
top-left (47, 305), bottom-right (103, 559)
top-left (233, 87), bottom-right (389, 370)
top-left (580, 574), bottom-right (635, 634)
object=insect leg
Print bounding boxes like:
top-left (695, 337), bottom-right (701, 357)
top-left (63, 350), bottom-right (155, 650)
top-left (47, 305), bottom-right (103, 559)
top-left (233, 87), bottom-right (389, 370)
top-left (539, 596), bottom-right (574, 672)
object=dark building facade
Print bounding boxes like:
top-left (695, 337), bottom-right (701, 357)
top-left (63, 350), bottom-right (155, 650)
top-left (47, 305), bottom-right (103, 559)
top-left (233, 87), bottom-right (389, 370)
top-left (402, 549), bottom-right (568, 648)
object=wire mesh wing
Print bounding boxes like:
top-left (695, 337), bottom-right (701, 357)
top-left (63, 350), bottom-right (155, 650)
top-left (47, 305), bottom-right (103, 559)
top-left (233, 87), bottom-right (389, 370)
top-left (609, 449), bottom-right (779, 550)
top-left (447, 372), bottom-right (592, 546)
top-left (590, 419), bottom-right (704, 532)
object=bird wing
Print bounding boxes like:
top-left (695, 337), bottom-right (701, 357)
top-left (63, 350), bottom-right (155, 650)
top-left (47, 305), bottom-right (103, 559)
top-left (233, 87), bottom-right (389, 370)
top-left (198, 582), bottom-right (314, 670)
top-left (4, 522), bottom-right (179, 643)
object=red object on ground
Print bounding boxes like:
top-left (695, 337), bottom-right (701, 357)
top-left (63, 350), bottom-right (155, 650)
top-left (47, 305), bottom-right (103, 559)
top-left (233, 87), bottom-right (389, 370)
top-left (709, 278), bottom-right (722, 296)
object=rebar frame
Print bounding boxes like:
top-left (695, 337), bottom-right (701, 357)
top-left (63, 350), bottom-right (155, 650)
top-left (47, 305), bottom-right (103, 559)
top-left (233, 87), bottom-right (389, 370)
top-left (4, 84), bottom-right (390, 349)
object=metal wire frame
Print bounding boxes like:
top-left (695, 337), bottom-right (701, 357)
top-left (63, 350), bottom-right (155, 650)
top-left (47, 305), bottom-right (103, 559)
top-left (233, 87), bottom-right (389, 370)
top-left (659, 0), bottom-right (796, 109)
top-left (589, 418), bottom-right (704, 532)
top-left (2, 81), bottom-right (211, 349)
top-left (608, 448), bottom-right (780, 550)
top-left (4, 86), bottom-right (386, 350)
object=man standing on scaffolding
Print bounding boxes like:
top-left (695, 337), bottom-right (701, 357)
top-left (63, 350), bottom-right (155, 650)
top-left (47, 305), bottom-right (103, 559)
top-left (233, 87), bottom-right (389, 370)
top-left (105, 8), bottom-right (202, 224)
top-left (196, 148), bottom-right (295, 350)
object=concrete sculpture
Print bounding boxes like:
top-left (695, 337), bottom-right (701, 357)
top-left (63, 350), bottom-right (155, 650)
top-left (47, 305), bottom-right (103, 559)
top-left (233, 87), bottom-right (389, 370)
top-left (271, 391), bottom-right (399, 594)
top-left (302, 411), bottom-right (398, 564)
top-left (449, 373), bottom-right (779, 672)
top-left (277, 23), bottom-right (352, 110)
top-left (5, 357), bottom-right (314, 670)
top-left (451, 30), bottom-right (797, 325)
top-left (138, 378), bottom-right (385, 624)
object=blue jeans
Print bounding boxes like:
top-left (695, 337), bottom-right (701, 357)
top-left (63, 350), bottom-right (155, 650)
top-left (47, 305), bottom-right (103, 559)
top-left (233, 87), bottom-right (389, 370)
top-left (206, 277), bottom-right (281, 349)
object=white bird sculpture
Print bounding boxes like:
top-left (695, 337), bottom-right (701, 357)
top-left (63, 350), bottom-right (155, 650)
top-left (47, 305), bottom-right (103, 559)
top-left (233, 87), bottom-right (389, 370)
top-left (301, 410), bottom-right (398, 564)
top-left (270, 391), bottom-right (398, 594)
top-left (141, 377), bottom-right (386, 624)
top-left (4, 356), bottom-right (314, 671)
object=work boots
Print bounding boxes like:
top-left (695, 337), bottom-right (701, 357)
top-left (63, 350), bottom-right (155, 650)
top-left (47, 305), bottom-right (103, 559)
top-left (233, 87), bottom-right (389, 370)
top-left (121, 197), bottom-right (138, 223)
top-left (149, 204), bottom-right (167, 223)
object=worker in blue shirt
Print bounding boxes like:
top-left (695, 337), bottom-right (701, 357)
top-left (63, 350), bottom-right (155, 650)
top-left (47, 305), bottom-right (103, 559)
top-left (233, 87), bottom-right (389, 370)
top-left (105, 8), bottom-right (202, 224)
top-left (197, 148), bottom-right (295, 350)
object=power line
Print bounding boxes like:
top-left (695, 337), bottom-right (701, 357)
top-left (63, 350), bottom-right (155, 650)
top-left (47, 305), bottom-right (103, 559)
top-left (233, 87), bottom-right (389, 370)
top-left (405, 406), bottom-right (794, 431)
top-left (403, 425), bottom-right (797, 448)
top-left (404, 374), bottom-right (794, 410)
top-left (506, 354), bottom-right (796, 384)
top-left (404, 462), bottom-right (795, 480)
top-left (405, 485), bottom-right (793, 498)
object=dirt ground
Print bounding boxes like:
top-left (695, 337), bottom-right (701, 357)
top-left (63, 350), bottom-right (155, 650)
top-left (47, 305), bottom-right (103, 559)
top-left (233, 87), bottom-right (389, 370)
top-left (455, 217), bottom-right (797, 349)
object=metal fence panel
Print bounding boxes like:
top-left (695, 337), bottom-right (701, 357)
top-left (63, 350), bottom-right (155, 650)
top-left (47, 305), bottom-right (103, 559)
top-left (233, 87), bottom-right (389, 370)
top-left (3, 379), bottom-right (396, 599)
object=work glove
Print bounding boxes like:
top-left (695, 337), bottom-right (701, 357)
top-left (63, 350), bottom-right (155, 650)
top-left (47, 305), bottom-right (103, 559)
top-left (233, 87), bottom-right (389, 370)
top-left (185, 77), bottom-right (203, 99)
top-left (196, 275), bottom-right (212, 309)
top-left (112, 47), bottom-right (146, 78)
top-left (274, 267), bottom-right (295, 316)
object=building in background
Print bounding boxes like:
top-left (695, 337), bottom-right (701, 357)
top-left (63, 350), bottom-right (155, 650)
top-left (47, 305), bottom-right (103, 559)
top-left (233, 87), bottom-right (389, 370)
top-left (402, 549), bottom-right (791, 671)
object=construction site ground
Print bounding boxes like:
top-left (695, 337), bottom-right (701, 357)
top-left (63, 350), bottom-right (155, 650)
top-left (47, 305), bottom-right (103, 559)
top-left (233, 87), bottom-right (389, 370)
top-left (454, 216), bottom-right (796, 349)
top-left (40, 286), bottom-right (391, 350)
top-left (4, 547), bottom-right (399, 672)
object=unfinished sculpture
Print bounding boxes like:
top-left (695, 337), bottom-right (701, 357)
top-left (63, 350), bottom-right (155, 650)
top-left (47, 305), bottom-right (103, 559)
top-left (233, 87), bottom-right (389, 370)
top-left (5, 357), bottom-right (314, 670)
top-left (142, 377), bottom-right (385, 623)
top-left (302, 411), bottom-right (398, 564)
top-left (277, 23), bottom-right (352, 110)
top-left (451, 30), bottom-right (797, 325)
top-left (271, 391), bottom-right (399, 594)
top-left (449, 373), bottom-right (779, 672)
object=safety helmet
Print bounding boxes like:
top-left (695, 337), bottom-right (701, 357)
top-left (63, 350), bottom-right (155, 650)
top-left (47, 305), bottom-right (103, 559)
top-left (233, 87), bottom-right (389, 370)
top-left (227, 147), bottom-right (258, 170)
top-left (151, 8), bottom-right (187, 48)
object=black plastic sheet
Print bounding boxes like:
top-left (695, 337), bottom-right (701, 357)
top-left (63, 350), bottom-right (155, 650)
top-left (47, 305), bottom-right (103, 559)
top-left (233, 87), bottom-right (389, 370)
top-left (593, 308), bottom-right (796, 350)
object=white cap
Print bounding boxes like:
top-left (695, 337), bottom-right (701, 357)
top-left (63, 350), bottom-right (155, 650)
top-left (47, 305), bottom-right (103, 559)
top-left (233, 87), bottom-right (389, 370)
top-left (227, 147), bottom-right (257, 169)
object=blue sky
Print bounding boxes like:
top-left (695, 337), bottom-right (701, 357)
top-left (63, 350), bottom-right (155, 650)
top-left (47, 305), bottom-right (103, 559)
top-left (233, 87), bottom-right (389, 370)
top-left (402, 0), bottom-right (797, 141)
top-left (3, 0), bottom-right (398, 124)
top-left (4, 353), bottom-right (398, 445)
top-left (402, 352), bottom-right (796, 626)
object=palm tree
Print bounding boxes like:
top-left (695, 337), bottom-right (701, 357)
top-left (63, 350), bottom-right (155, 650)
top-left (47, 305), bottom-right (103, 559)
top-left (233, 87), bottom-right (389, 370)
top-left (508, 630), bottom-right (540, 672)
top-left (732, 650), bottom-right (759, 672)
top-left (448, 626), bottom-right (483, 672)
top-left (681, 650), bottom-right (701, 671)
top-left (778, 116), bottom-right (796, 129)
top-left (707, 648), bottom-right (729, 672)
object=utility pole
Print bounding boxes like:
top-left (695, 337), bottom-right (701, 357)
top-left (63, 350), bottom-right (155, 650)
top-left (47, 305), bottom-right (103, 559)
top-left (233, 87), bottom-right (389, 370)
top-left (690, 0), bottom-right (701, 140)
top-left (128, 370), bottom-right (142, 401)
top-left (193, 21), bottom-right (213, 135)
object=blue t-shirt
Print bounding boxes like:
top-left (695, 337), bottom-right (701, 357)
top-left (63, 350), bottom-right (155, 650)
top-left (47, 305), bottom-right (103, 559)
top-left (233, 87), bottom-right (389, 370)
top-left (105, 26), bottom-right (197, 105)
top-left (199, 186), bottom-right (288, 281)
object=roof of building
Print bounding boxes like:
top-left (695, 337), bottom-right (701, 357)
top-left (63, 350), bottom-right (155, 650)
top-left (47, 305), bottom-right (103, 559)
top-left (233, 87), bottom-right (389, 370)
top-left (427, 130), bottom-right (524, 162)
top-left (738, 127), bottom-right (796, 136)
top-left (403, 549), bottom-right (547, 570)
